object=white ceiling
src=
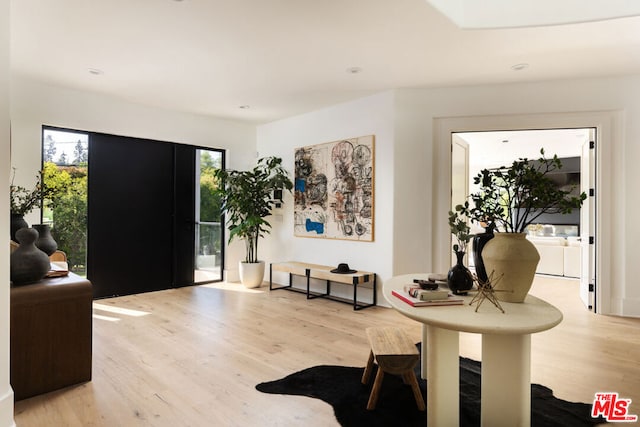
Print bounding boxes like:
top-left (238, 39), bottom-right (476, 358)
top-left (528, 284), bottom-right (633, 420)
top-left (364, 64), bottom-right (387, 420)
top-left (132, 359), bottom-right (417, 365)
top-left (10, 0), bottom-right (640, 123)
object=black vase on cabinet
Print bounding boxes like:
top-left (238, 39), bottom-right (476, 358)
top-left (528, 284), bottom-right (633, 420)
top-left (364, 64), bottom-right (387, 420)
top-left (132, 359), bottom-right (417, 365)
top-left (10, 228), bottom-right (51, 286)
top-left (472, 225), bottom-right (495, 283)
top-left (447, 251), bottom-right (474, 295)
top-left (10, 214), bottom-right (29, 242)
top-left (33, 224), bottom-right (58, 256)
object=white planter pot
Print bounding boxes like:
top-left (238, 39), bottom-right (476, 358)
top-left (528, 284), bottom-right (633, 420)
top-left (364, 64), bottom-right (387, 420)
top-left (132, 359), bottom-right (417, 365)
top-left (239, 261), bottom-right (265, 288)
top-left (481, 233), bottom-right (540, 303)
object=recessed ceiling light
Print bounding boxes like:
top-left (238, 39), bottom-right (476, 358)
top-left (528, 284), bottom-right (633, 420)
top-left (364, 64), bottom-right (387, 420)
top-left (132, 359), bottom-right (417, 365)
top-left (88, 68), bottom-right (104, 75)
top-left (502, 139), bottom-right (509, 143)
top-left (511, 63), bottom-right (529, 71)
top-left (346, 67), bottom-right (363, 74)
top-left (239, 105), bottom-right (250, 109)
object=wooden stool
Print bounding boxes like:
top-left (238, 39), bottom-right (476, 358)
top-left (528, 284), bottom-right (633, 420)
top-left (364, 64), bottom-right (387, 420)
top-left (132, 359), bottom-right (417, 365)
top-left (361, 326), bottom-right (425, 411)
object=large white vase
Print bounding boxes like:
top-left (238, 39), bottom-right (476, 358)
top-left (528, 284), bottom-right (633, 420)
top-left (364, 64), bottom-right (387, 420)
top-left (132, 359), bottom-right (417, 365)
top-left (481, 233), bottom-right (540, 303)
top-left (239, 261), bottom-right (265, 288)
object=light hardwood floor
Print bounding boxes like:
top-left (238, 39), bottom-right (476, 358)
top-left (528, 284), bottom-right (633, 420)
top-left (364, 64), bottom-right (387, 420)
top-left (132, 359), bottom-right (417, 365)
top-left (14, 276), bottom-right (640, 426)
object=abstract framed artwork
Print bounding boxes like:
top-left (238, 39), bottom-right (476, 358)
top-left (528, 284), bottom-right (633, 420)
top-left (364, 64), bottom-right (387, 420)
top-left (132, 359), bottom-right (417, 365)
top-left (294, 135), bottom-right (374, 241)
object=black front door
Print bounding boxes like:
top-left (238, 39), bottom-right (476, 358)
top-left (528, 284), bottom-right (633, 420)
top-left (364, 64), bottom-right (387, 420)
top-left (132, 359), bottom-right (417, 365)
top-left (88, 133), bottom-right (193, 298)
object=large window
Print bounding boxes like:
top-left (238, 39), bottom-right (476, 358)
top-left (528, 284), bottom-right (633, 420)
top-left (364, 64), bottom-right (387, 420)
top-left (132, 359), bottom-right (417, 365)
top-left (195, 149), bottom-right (224, 283)
top-left (42, 127), bottom-right (89, 276)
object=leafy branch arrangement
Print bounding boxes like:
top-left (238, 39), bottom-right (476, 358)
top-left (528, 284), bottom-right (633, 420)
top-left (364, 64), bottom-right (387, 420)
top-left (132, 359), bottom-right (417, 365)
top-left (10, 168), bottom-right (55, 216)
top-left (448, 209), bottom-right (471, 253)
top-left (456, 149), bottom-right (586, 233)
top-left (213, 157), bottom-right (293, 263)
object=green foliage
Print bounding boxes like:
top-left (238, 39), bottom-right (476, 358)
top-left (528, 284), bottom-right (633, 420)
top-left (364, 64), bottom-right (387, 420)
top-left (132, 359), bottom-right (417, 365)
top-left (199, 151), bottom-right (223, 223)
top-left (213, 157), bottom-right (293, 263)
top-left (200, 151), bottom-right (221, 170)
top-left (10, 168), bottom-right (58, 215)
top-left (448, 208), bottom-right (471, 253)
top-left (52, 188), bottom-right (87, 273)
top-left (456, 149), bottom-right (586, 233)
top-left (199, 173), bottom-right (221, 222)
top-left (43, 137), bottom-right (57, 163)
top-left (72, 140), bottom-right (88, 164)
top-left (42, 161), bottom-right (72, 204)
top-left (42, 161), bottom-right (88, 273)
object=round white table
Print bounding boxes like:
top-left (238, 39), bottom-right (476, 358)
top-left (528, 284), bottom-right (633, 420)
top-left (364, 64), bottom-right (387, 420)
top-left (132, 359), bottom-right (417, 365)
top-left (384, 273), bottom-right (563, 427)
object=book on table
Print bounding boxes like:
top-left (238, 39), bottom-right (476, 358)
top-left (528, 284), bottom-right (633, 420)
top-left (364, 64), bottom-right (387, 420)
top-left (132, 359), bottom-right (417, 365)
top-left (392, 289), bottom-right (464, 307)
top-left (46, 261), bottom-right (69, 278)
top-left (404, 284), bottom-right (449, 301)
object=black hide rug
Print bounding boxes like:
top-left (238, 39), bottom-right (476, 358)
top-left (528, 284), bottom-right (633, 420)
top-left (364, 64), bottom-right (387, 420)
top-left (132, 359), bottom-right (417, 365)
top-left (256, 345), bottom-right (604, 427)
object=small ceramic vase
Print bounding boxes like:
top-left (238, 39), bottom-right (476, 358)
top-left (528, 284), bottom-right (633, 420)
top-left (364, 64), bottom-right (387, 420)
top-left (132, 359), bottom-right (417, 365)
top-left (33, 224), bottom-right (58, 256)
top-left (447, 251), bottom-right (474, 295)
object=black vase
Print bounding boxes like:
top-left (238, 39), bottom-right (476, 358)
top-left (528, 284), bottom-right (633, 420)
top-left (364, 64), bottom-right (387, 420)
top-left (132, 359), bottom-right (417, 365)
top-left (447, 251), bottom-right (474, 295)
top-left (472, 225), bottom-right (495, 284)
top-left (33, 224), bottom-right (58, 256)
top-left (10, 214), bottom-right (29, 242)
top-left (10, 228), bottom-right (51, 286)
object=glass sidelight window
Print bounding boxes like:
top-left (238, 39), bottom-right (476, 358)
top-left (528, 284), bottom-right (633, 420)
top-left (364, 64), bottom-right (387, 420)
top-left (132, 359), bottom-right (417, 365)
top-left (42, 127), bottom-right (89, 276)
top-left (195, 149), bottom-right (224, 283)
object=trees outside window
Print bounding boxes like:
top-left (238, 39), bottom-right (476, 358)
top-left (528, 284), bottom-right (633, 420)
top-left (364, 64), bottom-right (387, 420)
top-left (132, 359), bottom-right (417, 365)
top-left (42, 129), bottom-right (88, 275)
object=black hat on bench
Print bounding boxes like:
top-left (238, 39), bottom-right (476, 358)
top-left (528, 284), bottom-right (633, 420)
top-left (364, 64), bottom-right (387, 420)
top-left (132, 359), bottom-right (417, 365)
top-left (330, 263), bottom-right (357, 274)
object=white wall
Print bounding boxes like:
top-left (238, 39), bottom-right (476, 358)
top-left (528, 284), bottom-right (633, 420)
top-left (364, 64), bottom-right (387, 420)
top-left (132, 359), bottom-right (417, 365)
top-left (10, 75), bottom-right (256, 226)
top-left (257, 91), bottom-right (395, 302)
top-left (1, 0), bottom-right (15, 424)
top-left (393, 93), bottom-right (432, 275)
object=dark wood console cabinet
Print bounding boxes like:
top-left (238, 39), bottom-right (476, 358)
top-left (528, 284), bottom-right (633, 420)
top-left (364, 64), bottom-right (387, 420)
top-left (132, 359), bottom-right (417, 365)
top-left (10, 273), bottom-right (93, 400)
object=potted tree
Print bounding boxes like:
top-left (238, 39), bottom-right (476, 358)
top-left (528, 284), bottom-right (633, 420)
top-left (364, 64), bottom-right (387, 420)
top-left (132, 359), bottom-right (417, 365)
top-left (213, 156), bottom-right (293, 287)
top-left (456, 149), bottom-right (586, 302)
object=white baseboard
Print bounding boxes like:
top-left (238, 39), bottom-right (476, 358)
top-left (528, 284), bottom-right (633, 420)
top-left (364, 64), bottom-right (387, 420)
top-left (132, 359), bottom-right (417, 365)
top-left (621, 297), bottom-right (640, 318)
top-left (0, 387), bottom-right (15, 427)
top-left (224, 268), bottom-right (239, 283)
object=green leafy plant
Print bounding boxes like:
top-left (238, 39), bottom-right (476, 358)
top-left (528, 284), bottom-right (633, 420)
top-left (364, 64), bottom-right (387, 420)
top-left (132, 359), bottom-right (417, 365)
top-left (10, 168), bottom-right (56, 216)
top-left (448, 208), bottom-right (471, 253)
top-left (45, 163), bottom-right (88, 273)
top-left (213, 157), bottom-right (293, 263)
top-left (456, 149), bottom-right (586, 233)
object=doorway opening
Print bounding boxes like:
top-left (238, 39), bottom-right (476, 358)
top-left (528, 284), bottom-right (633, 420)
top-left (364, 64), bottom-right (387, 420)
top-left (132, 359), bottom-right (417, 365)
top-left (451, 128), bottom-right (597, 311)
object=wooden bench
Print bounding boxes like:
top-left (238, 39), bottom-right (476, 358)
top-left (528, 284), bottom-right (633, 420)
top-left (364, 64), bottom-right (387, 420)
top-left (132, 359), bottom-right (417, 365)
top-left (269, 261), bottom-right (376, 310)
top-left (361, 326), bottom-right (425, 411)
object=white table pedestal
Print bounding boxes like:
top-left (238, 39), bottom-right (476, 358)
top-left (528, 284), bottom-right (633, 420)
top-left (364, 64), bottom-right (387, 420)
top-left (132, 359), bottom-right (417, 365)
top-left (482, 334), bottom-right (531, 427)
top-left (424, 324), bottom-right (460, 426)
